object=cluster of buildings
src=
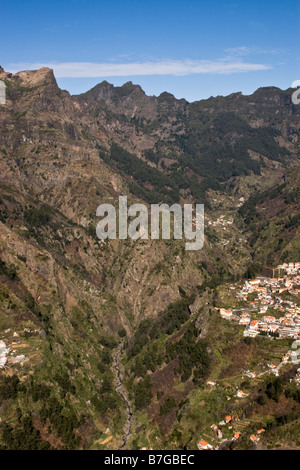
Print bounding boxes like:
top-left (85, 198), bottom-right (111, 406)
top-left (277, 262), bottom-right (300, 275)
top-left (199, 264), bottom-right (300, 450)
top-left (197, 416), bottom-right (233, 450)
top-left (0, 330), bottom-right (27, 369)
top-left (197, 415), bottom-right (265, 450)
top-left (249, 429), bottom-right (265, 444)
top-left (220, 262), bottom-right (300, 342)
top-left (0, 340), bottom-right (8, 369)
top-left (207, 215), bottom-right (234, 228)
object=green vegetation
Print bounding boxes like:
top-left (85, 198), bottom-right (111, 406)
top-left (160, 396), bottom-right (176, 415)
top-left (0, 259), bottom-right (19, 280)
top-left (1, 415), bottom-right (51, 450)
top-left (24, 204), bottom-right (54, 228)
top-left (101, 143), bottom-right (180, 204)
top-left (134, 375), bottom-right (153, 410)
top-left (166, 323), bottom-right (210, 382)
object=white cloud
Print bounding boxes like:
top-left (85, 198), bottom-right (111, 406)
top-left (225, 46), bottom-right (287, 57)
top-left (8, 58), bottom-right (271, 78)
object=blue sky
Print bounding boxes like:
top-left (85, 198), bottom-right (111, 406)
top-left (1, 0), bottom-right (299, 101)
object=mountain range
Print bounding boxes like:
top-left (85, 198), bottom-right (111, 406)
top-left (0, 66), bottom-right (299, 450)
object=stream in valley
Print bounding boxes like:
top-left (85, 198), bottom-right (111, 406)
top-left (112, 341), bottom-right (134, 450)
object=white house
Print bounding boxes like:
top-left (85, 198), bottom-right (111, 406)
top-left (197, 439), bottom-right (213, 450)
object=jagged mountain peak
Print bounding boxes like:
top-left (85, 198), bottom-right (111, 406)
top-left (75, 79), bottom-right (146, 104)
top-left (158, 91), bottom-right (176, 101)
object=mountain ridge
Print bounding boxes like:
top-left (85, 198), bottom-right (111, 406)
top-left (0, 66), bottom-right (300, 450)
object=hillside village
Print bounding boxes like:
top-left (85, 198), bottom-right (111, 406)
top-left (0, 328), bottom-right (40, 370)
top-left (197, 262), bottom-right (300, 450)
top-left (220, 262), bottom-right (300, 343)
top-left (219, 262), bottom-right (300, 382)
